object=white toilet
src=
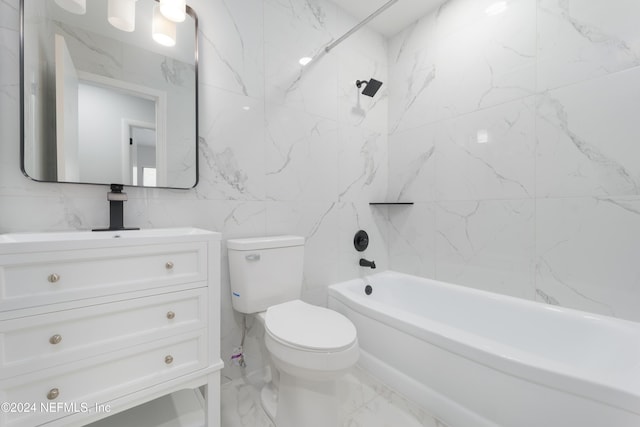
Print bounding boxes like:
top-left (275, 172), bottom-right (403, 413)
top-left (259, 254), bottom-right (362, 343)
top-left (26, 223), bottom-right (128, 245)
top-left (227, 235), bottom-right (359, 427)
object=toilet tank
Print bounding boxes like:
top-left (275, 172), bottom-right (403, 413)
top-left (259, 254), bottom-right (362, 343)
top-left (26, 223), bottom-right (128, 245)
top-left (227, 235), bottom-right (305, 314)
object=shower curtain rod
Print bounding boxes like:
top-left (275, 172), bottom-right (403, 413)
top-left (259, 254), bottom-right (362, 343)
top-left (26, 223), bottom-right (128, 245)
top-left (324, 0), bottom-right (399, 53)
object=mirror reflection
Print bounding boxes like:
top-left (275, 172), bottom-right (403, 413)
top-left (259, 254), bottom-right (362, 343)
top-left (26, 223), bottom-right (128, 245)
top-left (21, 0), bottom-right (198, 189)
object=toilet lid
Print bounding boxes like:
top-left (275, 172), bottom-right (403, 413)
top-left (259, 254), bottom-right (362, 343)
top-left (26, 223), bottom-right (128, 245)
top-left (265, 300), bottom-right (357, 351)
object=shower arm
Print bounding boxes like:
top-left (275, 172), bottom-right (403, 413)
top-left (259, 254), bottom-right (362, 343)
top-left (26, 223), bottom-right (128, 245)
top-left (324, 0), bottom-right (399, 53)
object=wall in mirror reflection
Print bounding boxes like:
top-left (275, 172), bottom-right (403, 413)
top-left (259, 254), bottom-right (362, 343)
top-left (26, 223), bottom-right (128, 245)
top-left (22, 0), bottom-right (197, 189)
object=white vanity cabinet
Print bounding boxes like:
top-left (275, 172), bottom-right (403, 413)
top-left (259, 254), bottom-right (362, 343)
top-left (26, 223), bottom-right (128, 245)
top-left (0, 228), bottom-right (222, 427)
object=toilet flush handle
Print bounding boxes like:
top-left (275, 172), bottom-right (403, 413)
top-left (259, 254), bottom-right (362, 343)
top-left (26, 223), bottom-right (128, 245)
top-left (245, 254), bottom-right (261, 262)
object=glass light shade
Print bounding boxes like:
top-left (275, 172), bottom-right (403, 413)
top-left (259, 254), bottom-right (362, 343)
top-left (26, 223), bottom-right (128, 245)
top-left (54, 0), bottom-right (86, 15)
top-left (153, 5), bottom-right (176, 47)
top-left (485, 1), bottom-right (508, 16)
top-left (159, 0), bottom-right (186, 23)
top-left (108, 0), bottom-right (137, 32)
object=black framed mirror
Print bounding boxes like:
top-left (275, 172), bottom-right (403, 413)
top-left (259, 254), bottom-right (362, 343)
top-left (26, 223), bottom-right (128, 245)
top-left (20, 0), bottom-right (198, 189)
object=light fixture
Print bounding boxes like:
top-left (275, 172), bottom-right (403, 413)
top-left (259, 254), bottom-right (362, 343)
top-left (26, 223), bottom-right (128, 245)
top-left (54, 0), bottom-right (86, 15)
top-left (108, 0), bottom-right (137, 32)
top-left (298, 57), bottom-right (313, 66)
top-left (485, 1), bottom-right (508, 16)
top-left (153, 5), bottom-right (177, 47)
top-left (476, 129), bottom-right (490, 144)
top-left (159, 0), bottom-right (186, 23)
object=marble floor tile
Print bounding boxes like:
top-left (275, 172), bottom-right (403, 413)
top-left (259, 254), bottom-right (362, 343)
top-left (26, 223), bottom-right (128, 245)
top-left (220, 366), bottom-right (446, 427)
top-left (221, 373), bottom-right (274, 427)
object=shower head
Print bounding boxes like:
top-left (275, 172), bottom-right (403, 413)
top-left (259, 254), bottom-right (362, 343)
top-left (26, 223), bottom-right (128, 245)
top-left (356, 78), bottom-right (383, 97)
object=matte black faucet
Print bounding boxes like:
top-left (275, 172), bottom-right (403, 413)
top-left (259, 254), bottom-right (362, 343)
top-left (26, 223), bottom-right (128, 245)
top-left (93, 184), bottom-right (139, 231)
top-left (359, 258), bottom-right (376, 269)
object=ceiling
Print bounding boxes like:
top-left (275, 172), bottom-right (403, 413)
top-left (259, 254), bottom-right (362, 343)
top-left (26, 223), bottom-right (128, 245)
top-left (332, 0), bottom-right (447, 37)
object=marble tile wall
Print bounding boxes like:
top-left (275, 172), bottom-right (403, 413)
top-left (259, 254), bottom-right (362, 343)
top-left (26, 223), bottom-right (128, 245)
top-left (3, 0), bottom-right (639, 392)
top-left (388, 0), bottom-right (640, 322)
top-left (0, 0), bottom-right (388, 381)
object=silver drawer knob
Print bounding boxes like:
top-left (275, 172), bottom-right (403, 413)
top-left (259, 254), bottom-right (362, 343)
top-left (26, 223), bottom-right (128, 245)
top-left (49, 334), bottom-right (63, 345)
top-left (47, 388), bottom-right (59, 400)
top-left (165, 355), bottom-right (173, 365)
top-left (47, 273), bottom-right (61, 283)
top-left (166, 311), bottom-right (175, 320)
top-left (165, 261), bottom-right (174, 270)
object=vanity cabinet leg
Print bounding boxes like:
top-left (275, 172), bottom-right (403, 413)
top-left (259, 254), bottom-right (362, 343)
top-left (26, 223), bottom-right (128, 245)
top-left (204, 372), bottom-right (221, 427)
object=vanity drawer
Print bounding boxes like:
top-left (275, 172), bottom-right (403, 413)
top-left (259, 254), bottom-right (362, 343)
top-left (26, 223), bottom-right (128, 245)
top-left (0, 287), bottom-right (207, 379)
top-left (0, 242), bottom-right (207, 311)
top-left (0, 331), bottom-right (207, 427)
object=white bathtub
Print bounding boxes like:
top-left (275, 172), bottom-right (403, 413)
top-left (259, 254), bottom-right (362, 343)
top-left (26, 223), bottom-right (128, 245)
top-left (328, 271), bottom-right (640, 427)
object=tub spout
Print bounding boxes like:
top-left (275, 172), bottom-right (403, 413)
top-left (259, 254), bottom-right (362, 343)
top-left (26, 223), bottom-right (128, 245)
top-left (359, 258), bottom-right (376, 269)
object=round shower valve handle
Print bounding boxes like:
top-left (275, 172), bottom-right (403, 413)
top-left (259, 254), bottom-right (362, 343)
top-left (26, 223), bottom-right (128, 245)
top-left (354, 230), bottom-right (369, 252)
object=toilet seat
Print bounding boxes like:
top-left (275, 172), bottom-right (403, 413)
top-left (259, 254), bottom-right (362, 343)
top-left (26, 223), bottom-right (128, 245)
top-left (265, 300), bottom-right (357, 352)
top-left (264, 300), bottom-right (359, 380)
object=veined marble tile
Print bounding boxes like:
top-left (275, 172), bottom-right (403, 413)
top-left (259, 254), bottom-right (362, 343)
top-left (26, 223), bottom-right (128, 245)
top-left (341, 365), bottom-right (449, 426)
top-left (0, 0), bottom-right (19, 31)
top-left (127, 198), bottom-right (266, 235)
top-left (337, 202), bottom-right (389, 280)
top-left (388, 123), bottom-right (437, 203)
top-left (0, 31), bottom-right (19, 91)
top-left (388, 11), bottom-right (438, 65)
top-left (197, 85), bottom-right (265, 201)
top-left (192, 0), bottom-right (264, 98)
top-left (264, 0), bottom-right (339, 120)
top-left (344, 399), bottom-right (444, 427)
top-left (537, 0), bottom-right (640, 91)
top-left (0, 83), bottom-right (19, 178)
top-left (120, 47), bottom-right (194, 92)
top-left (436, 199), bottom-right (535, 299)
top-left (0, 194), bottom-right (107, 233)
top-left (338, 125), bottom-right (388, 203)
top-left (434, 0), bottom-right (530, 43)
top-left (433, 0), bottom-right (536, 120)
top-left (265, 200), bottom-right (340, 296)
top-left (387, 202), bottom-right (436, 279)
top-left (334, 4), bottom-right (387, 60)
top-left (436, 97), bottom-right (535, 201)
top-left (0, 79), bottom-right (18, 111)
top-left (265, 104), bottom-right (338, 202)
top-left (221, 373), bottom-right (274, 427)
top-left (536, 197), bottom-right (640, 322)
top-left (53, 23), bottom-right (124, 80)
top-left (221, 366), bottom-right (441, 427)
top-left (388, 47), bottom-right (438, 134)
top-left (387, 8), bottom-right (439, 134)
top-left (265, 0), bottom-right (336, 29)
top-left (536, 68), bottom-right (640, 198)
top-left (1, 0), bottom-right (20, 130)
